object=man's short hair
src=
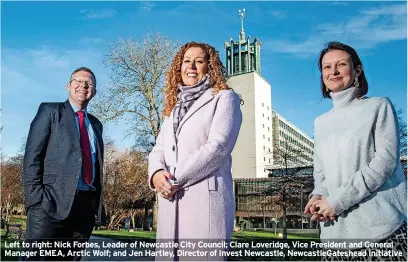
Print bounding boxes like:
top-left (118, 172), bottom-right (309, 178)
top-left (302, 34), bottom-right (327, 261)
top-left (70, 67), bottom-right (97, 87)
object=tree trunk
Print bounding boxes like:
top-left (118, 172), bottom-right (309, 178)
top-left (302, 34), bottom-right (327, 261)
top-left (5, 194), bottom-right (11, 222)
top-left (143, 205), bottom-right (149, 231)
top-left (108, 213), bottom-right (122, 230)
top-left (262, 207), bottom-right (265, 229)
top-left (274, 221), bottom-right (277, 235)
top-left (113, 215), bottom-right (122, 229)
top-left (282, 194), bottom-right (287, 239)
top-left (108, 214), bottom-right (117, 229)
top-left (152, 195), bottom-right (158, 231)
top-left (130, 209), bottom-right (136, 229)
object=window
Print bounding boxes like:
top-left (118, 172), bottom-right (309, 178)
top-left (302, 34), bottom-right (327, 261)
top-left (269, 148), bottom-right (271, 152)
top-left (262, 103), bottom-right (264, 107)
top-left (267, 106), bottom-right (269, 110)
top-left (268, 137), bottom-right (270, 142)
top-left (263, 124), bottom-right (265, 128)
top-left (262, 113), bottom-right (264, 117)
top-left (263, 135), bottom-right (265, 139)
top-left (269, 159), bottom-right (271, 163)
top-left (264, 146), bottom-right (265, 150)
top-left (264, 157), bottom-right (266, 161)
top-left (268, 127), bottom-right (270, 131)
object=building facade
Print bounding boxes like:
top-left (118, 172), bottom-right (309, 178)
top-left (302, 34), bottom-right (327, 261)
top-left (227, 13), bottom-right (314, 179)
top-left (234, 172), bottom-right (316, 230)
top-left (228, 73), bottom-right (273, 178)
top-left (271, 111), bottom-right (314, 170)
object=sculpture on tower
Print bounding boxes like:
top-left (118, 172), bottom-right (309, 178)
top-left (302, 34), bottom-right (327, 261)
top-left (224, 8), bottom-right (262, 76)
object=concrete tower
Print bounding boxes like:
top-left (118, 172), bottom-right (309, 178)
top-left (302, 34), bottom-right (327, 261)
top-left (227, 9), bottom-right (273, 178)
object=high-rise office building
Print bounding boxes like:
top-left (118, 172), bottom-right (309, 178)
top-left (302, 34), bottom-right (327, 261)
top-left (272, 111), bottom-right (314, 169)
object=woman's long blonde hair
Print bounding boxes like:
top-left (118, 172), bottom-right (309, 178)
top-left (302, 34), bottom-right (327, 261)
top-left (163, 42), bottom-right (229, 117)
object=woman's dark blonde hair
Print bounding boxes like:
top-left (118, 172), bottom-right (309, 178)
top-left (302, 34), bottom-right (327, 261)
top-left (163, 42), bottom-right (229, 117)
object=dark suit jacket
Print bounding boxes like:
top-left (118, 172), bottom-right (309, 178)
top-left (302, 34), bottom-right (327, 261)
top-left (23, 100), bottom-right (104, 221)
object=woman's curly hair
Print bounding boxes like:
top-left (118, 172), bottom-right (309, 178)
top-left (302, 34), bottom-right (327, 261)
top-left (163, 42), bottom-right (229, 117)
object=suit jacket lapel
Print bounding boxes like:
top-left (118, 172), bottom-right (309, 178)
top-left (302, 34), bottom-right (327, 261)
top-left (86, 114), bottom-right (104, 192)
top-left (62, 100), bottom-right (80, 150)
top-left (176, 88), bottom-right (214, 137)
top-left (88, 115), bottom-right (103, 165)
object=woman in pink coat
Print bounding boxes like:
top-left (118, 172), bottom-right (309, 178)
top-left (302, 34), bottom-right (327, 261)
top-left (148, 42), bottom-right (242, 260)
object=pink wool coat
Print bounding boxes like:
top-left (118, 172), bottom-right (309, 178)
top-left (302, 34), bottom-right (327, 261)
top-left (148, 88), bottom-right (242, 242)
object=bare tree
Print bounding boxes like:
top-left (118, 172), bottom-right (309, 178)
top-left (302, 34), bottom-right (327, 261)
top-left (102, 139), bottom-right (128, 229)
top-left (269, 195), bottom-right (283, 234)
top-left (102, 140), bottom-right (156, 230)
top-left (1, 154), bottom-right (24, 222)
top-left (391, 104), bottom-right (407, 176)
top-left (120, 150), bottom-right (155, 230)
top-left (270, 137), bottom-right (313, 239)
top-left (93, 30), bottom-right (179, 152)
top-left (94, 30), bottom-right (179, 231)
top-left (396, 108), bottom-right (407, 157)
top-left (241, 185), bottom-right (273, 230)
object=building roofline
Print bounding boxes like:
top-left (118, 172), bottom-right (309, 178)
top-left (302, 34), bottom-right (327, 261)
top-left (227, 71), bottom-right (270, 85)
top-left (272, 110), bottom-right (314, 142)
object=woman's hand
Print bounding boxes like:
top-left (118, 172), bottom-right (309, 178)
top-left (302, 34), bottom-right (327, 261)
top-left (305, 195), bottom-right (336, 222)
top-left (314, 198), bottom-right (336, 221)
top-left (304, 194), bottom-right (321, 214)
top-left (305, 195), bottom-right (323, 222)
top-left (152, 170), bottom-right (179, 200)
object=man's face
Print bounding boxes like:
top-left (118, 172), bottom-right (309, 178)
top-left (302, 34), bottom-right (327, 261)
top-left (67, 70), bottom-right (95, 108)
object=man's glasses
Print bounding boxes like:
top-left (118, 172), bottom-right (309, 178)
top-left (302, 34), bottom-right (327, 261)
top-left (69, 79), bottom-right (94, 88)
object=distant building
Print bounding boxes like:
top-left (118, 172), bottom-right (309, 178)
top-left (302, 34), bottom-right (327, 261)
top-left (271, 111), bottom-right (314, 170)
top-left (227, 10), bottom-right (314, 179)
top-left (233, 169), bottom-right (315, 230)
top-left (228, 72), bottom-right (273, 178)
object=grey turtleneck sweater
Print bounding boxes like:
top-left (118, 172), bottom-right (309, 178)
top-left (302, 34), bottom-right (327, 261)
top-left (312, 86), bottom-right (407, 242)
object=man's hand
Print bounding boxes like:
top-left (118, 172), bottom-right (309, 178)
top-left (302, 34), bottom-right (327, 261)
top-left (152, 171), bottom-right (178, 200)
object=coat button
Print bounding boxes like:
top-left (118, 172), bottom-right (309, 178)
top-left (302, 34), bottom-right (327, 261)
top-left (76, 175), bottom-right (79, 178)
top-left (172, 145), bottom-right (175, 151)
top-left (79, 158), bottom-right (82, 162)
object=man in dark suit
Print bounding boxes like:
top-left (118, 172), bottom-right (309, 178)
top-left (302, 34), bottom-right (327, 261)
top-left (23, 67), bottom-right (104, 260)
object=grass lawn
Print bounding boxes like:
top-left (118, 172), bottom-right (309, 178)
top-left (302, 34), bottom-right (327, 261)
top-left (232, 231), bottom-right (319, 240)
top-left (0, 230), bottom-right (321, 261)
top-left (92, 230), bottom-right (156, 240)
top-left (7, 215), bottom-right (27, 222)
top-left (92, 230), bottom-right (321, 261)
top-left (1, 216), bottom-right (27, 261)
top-left (92, 229), bottom-right (319, 241)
